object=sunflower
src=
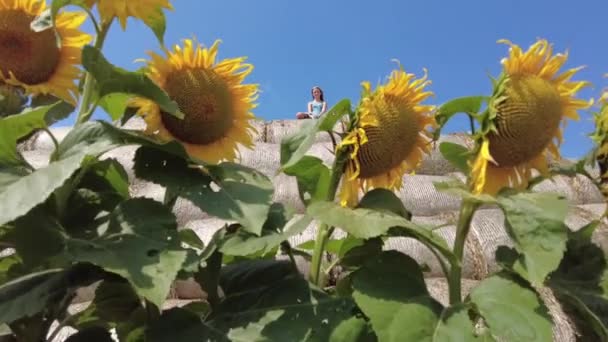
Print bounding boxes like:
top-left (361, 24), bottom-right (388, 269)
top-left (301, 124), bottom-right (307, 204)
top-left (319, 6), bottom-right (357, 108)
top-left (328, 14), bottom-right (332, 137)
top-left (131, 39), bottom-right (258, 163)
top-left (338, 67), bottom-right (435, 207)
top-left (592, 85), bottom-right (608, 186)
top-left (470, 39), bottom-right (590, 195)
top-left (85, 0), bottom-right (172, 30)
top-left (0, 0), bottom-right (90, 104)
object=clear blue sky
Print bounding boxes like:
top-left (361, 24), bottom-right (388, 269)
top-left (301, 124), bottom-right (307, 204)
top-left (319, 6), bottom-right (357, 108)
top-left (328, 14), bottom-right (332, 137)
top-left (82, 0), bottom-right (607, 158)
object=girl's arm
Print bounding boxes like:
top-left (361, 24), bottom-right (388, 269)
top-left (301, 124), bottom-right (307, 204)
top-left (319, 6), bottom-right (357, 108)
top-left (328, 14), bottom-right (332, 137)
top-left (321, 101), bottom-right (328, 114)
top-left (307, 101), bottom-right (313, 114)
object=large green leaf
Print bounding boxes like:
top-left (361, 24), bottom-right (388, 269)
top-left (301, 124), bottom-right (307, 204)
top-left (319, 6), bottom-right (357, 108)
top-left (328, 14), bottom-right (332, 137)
top-left (11, 207), bottom-right (65, 267)
top-left (134, 146), bottom-right (274, 235)
top-left (432, 304), bottom-right (488, 341)
top-left (283, 156), bottom-right (331, 204)
top-left (81, 46), bottom-right (183, 119)
top-left (307, 201), bottom-right (452, 262)
top-left (357, 188), bottom-right (411, 219)
top-left (438, 142), bottom-right (471, 174)
top-left (147, 308), bottom-right (229, 342)
top-left (70, 279), bottom-right (144, 332)
top-left (138, 5), bottom-right (168, 45)
top-left (53, 121), bottom-right (189, 161)
top-left (470, 273), bottom-right (553, 342)
top-left (211, 259), bottom-right (358, 341)
top-left (65, 198), bottom-right (187, 307)
top-left (329, 317), bottom-right (376, 342)
top-left (433, 96), bottom-right (486, 139)
top-left (548, 222), bottom-right (608, 340)
top-left (0, 101), bottom-right (74, 167)
top-left (52, 121), bottom-right (129, 160)
top-left (0, 153), bottom-right (86, 225)
top-left (280, 99), bottom-right (350, 169)
top-left (65, 327), bottom-right (114, 342)
top-left (0, 269), bottom-right (66, 324)
top-left (497, 192), bottom-right (569, 286)
top-left (98, 93), bottom-right (131, 121)
top-left (219, 208), bottom-right (312, 257)
top-left (216, 298), bottom-right (357, 342)
top-left (351, 251), bottom-right (444, 342)
top-left (212, 259), bottom-right (357, 341)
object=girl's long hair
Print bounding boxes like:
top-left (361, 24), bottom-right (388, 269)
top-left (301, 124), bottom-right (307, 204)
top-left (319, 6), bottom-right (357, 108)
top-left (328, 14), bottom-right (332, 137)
top-left (311, 86), bottom-right (324, 101)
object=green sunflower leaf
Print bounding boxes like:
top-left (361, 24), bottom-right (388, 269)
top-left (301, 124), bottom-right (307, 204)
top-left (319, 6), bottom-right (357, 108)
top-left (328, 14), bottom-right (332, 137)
top-left (133, 146), bottom-right (274, 236)
top-left (497, 192), bottom-right (569, 286)
top-left (206, 259), bottom-right (358, 341)
top-left (280, 98), bottom-right (351, 169)
top-left (98, 93), bottom-right (131, 122)
top-left (65, 198), bottom-right (188, 307)
top-left (140, 6), bottom-right (168, 45)
top-left (356, 188), bottom-right (411, 219)
top-left (65, 327), bottom-right (114, 342)
top-left (306, 201), bottom-right (454, 263)
top-left (318, 98), bottom-right (352, 131)
top-left (470, 272), bottom-right (553, 342)
top-left (81, 46), bottom-right (184, 119)
top-left (147, 308), bottom-right (229, 342)
top-left (433, 96), bottom-right (487, 139)
top-left (0, 101), bottom-right (74, 167)
top-left (283, 156), bottom-right (331, 204)
top-left (53, 121), bottom-right (189, 161)
top-left (352, 251), bottom-right (477, 342)
top-left (218, 206), bottom-right (313, 257)
top-left (0, 153), bottom-right (87, 226)
top-left (547, 221), bottom-right (608, 340)
top-left (0, 269), bottom-right (66, 324)
top-left (438, 142), bottom-right (472, 174)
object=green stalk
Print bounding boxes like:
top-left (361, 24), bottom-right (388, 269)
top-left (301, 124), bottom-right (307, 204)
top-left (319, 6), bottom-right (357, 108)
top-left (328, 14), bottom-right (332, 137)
top-left (309, 151), bottom-right (346, 286)
top-left (448, 199), bottom-right (479, 305)
top-left (75, 19), bottom-right (113, 125)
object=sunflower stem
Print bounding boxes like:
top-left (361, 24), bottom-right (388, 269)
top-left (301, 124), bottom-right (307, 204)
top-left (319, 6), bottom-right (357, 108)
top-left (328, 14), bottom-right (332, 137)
top-left (448, 198), bottom-right (478, 305)
top-left (468, 114), bottom-right (476, 134)
top-left (75, 19), bottom-right (113, 125)
top-left (309, 149), bottom-right (347, 286)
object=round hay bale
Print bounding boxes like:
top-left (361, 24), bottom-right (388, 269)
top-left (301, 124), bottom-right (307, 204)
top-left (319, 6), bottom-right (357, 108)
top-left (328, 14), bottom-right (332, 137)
top-left (238, 142), bottom-right (281, 177)
top-left (22, 150), bottom-right (51, 169)
top-left (386, 213), bottom-right (486, 280)
top-left (265, 119), bottom-right (343, 144)
top-left (397, 175), bottom-right (463, 216)
top-left (273, 173), bottom-right (305, 214)
top-left (173, 198), bottom-right (208, 227)
top-left (184, 217), bottom-right (232, 246)
top-left (129, 179), bottom-right (164, 202)
top-left (174, 278), bottom-right (207, 300)
top-left (532, 175), bottom-right (604, 205)
top-left (417, 133), bottom-right (474, 176)
top-left (17, 126), bottom-right (72, 153)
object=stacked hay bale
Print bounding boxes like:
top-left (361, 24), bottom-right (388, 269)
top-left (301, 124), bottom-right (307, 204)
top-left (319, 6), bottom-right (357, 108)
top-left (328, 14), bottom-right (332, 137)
top-left (17, 118), bottom-right (607, 341)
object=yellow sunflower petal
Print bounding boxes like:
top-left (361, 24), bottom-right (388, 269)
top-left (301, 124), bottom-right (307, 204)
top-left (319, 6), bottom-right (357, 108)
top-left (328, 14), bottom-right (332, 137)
top-left (0, 0), bottom-right (91, 104)
top-left (87, 0), bottom-right (172, 29)
top-left (470, 39), bottom-right (590, 195)
top-left (131, 39), bottom-right (258, 164)
top-left (338, 67), bottom-right (435, 207)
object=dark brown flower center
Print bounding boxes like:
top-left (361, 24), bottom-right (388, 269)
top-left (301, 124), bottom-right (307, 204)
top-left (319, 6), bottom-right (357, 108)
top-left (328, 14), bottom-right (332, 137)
top-left (160, 68), bottom-right (234, 144)
top-left (488, 75), bottom-right (562, 167)
top-left (0, 9), bottom-right (61, 84)
top-left (357, 94), bottom-right (421, 178)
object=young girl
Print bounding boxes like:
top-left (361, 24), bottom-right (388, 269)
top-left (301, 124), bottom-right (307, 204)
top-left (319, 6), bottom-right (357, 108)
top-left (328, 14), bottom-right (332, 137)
top-left (296, 86), bottom-right (327, 119)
